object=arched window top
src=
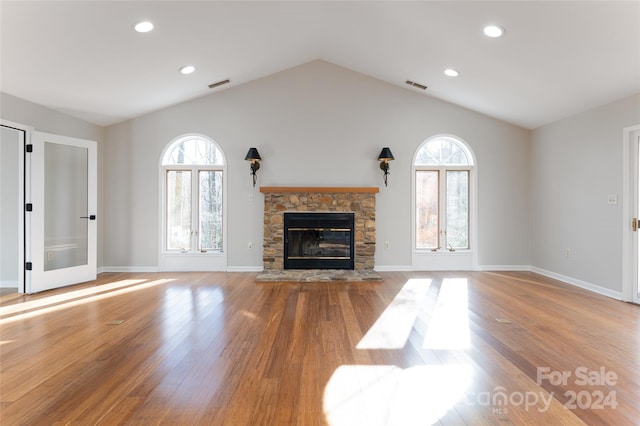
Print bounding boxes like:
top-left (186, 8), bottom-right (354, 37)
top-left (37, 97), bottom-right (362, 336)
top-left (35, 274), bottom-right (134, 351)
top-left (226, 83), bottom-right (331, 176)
top-left (415, 137), bottom-right (473, 166)
top-left (162, 136), bottom-right (224, 166)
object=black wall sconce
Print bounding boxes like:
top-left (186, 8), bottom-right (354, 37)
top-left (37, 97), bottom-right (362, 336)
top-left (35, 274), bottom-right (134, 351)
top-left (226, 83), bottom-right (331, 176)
top-left (378, 147), bottom-right (394, 186)
top-left (244, 147), bottom-right (262, 187)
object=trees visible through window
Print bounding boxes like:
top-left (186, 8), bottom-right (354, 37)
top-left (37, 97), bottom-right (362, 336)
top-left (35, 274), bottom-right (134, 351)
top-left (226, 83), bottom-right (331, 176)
top-left (415, 137), bottom-right (473, 251)
top-left (162, 137), bottom-right (224, 252)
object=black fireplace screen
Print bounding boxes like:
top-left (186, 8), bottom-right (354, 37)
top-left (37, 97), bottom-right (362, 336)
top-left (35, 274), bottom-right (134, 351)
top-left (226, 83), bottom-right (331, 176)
top-left (284, 212), bottom-right (355, 269)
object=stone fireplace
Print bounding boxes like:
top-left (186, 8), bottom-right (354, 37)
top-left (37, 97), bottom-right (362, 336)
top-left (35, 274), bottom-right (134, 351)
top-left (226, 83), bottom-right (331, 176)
top-left (260, 187), bottom-right (378, 272)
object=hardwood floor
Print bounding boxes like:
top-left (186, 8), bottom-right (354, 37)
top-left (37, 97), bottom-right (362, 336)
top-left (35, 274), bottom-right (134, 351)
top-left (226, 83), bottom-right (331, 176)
top-left (0, 271), bottom-right (638, 425)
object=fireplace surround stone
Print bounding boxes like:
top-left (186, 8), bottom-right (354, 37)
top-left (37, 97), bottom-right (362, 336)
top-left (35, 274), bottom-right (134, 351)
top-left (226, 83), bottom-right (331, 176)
top-left (260, 187), bottom-right (378, 271)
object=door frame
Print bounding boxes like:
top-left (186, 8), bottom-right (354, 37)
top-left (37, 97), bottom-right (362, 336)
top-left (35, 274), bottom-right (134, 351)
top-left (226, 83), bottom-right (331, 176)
top-left (622, 124), bottom-right (640, 303)
top-left (1, 120), bottom-right (32, 293)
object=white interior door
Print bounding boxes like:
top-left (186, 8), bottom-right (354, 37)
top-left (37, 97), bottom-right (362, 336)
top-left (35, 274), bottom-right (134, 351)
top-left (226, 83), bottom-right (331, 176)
top-left (633, 129), bottom-right (640, 304)
top-left (27, 132), bottom-right (97, 293)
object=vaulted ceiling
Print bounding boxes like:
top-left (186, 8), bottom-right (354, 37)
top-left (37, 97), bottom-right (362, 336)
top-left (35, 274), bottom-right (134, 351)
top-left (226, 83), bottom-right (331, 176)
top-left (1, 1), bottom-right (638, 129)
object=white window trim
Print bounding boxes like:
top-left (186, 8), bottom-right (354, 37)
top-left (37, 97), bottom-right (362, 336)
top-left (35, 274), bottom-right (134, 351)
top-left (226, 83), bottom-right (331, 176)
top-left (411, 134), bottom-right (478, 271)
top-left (158, 134), bottom-right (227, 271)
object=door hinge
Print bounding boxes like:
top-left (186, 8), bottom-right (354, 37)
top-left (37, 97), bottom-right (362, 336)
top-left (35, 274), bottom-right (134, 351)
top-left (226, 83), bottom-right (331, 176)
top-left (26, 203), bottom-right (33, 212)
top-left (25, 144), bottom-right (33, 153)
top-left (633, 218), bottom-right (638, 232)
top-left (25, 262), bottom-right (32, 271)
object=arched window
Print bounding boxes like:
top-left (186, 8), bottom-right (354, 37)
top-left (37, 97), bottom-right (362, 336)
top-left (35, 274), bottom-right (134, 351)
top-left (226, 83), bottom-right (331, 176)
top-left (161, 135), bottom-right (225, 256)
top-left (414, 136), bottom-right (474, 255)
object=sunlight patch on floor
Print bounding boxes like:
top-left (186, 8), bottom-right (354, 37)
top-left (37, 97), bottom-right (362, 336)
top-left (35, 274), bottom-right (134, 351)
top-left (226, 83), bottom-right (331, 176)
top-left (324, 364), bottom-right (471, 426)
top-left (0, 279), bottom-right (173, 325)
top-left (424, 278), bottom-right (470, 350)
top-left (357, 278), bottom-right (432, 349)
top-left (0, 278), bottom-right (148, 316)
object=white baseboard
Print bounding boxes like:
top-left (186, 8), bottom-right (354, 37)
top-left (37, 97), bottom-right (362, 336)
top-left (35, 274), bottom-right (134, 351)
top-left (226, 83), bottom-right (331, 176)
top-left (101, 266), bottom-right (264, 273)
top-left (158, 267), bottom-right (227, 272)
top-left (101, 266), bottom-right (159, 273)
top-left (376, 265), bottom-right (529, 272)
top-left (477, 265), bottom-right (531, 271)
top-left (530, 267), bottom-right (623, 300)
top-left (227, 266), bottom-right (263, 272)
top-left (374, 265), bottom-right (412, 272)
top-left (0, 280), bottom-right (18, 288)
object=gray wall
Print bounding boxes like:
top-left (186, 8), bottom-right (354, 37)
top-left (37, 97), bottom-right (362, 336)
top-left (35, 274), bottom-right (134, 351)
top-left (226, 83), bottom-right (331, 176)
top-left (530, 93), bottom-right (640, 294)
top-left (102, 60), bottom-right (531, 270)
top-left (0, 92), bottom-right (105, 268)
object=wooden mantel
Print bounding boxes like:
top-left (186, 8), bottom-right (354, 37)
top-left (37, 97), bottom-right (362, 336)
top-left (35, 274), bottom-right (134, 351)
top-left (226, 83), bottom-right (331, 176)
top-left (259, 186), bottom-right (379, 194)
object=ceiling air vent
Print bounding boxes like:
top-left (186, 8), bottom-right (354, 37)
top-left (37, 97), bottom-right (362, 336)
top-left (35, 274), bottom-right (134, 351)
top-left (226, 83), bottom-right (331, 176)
top-left (405, 80), bottom-right (428, 90)
top-left (208, 79), bottom-right (231, 89)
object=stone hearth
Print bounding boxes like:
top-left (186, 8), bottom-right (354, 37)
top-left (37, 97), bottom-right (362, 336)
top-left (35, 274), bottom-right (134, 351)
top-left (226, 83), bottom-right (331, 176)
top-left (255, 269), bottom-right (382, 282)
top-left (260, 187), bottom-right (378, 277)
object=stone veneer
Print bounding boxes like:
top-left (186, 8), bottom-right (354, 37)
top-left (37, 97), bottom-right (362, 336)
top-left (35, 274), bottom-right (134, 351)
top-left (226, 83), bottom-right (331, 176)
top-left (260, 187), bottom-right (378, 271)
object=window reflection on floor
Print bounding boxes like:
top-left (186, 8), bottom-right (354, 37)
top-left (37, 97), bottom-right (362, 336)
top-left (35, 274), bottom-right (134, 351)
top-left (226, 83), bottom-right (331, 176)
top-left (357, 279), bottom-right (432, 350)
top-left (424, 278), bottom-right (470, 350)
top-left (327, 277), bottom-right (472, 424)
top-left (0, 279), bottom-right (172, 325)
top-left (324, 364), bottom-right (471, 426)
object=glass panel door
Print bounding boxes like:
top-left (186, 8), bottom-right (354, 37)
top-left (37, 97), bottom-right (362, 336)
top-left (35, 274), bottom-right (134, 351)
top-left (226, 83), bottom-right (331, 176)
top-left (198, 170), bottom-right (222, 251)
top-left (28, 132), bottom-right (97, 293)
top-left (416, 170), bottom-right (439, 249)
top-left (166, 170), bottom-right (192, 251)
top-left (446, 171), bottom-right (469, 249)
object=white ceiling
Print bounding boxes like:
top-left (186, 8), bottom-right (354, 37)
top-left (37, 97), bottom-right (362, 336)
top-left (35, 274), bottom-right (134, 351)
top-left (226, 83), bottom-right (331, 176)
top-left (1, 1), bottom-right (639, 129)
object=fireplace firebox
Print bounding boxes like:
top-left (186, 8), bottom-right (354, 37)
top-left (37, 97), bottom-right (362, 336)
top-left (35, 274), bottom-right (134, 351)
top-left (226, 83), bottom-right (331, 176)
top-left (284, 212), bottom-right (355, 270)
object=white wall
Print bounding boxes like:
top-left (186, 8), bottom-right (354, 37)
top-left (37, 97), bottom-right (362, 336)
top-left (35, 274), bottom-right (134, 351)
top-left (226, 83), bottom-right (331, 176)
top-left (102, 60), bottom-right (530, 270)
top-left (0, 92), bottom-right (105, 268)
top-left (530, 93), bottom-right (640, 295)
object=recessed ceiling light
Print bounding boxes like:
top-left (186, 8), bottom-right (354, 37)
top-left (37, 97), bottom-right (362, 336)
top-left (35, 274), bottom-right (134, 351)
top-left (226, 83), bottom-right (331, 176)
top-left (134, 21), bottom-right (154, 33)
top-left (179, 65), bottom-right (195, 75)
top-left (444, 68), bottom-right (460, 77)
top-left (483, 25), bottom-right (504, 38)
